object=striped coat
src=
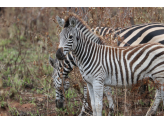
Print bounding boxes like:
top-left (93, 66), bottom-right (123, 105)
top-left (56, 13), bottom-right (164, 116)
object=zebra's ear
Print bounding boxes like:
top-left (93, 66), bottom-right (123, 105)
top-left (49, 56), bottom-right (55, 68)
top-left (56, 16), bottom-right (65, 27)
top-left (69, 17), bottom-right (76, 27)
top-left (49, 56), bottom-right (59, 69)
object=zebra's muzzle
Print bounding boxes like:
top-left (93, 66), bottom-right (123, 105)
top-left (55, 99), bottom-right (64, 109)
top-left (56, 48), bottom-right (66, 60)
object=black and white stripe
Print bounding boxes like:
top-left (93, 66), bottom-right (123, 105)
top-left (53, 23), bottom-right (164, 115)
top-left (56, 14), bottom-right (164, 116)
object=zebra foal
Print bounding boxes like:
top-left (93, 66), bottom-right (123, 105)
top-left (56, 13), bottom-right (164, 116)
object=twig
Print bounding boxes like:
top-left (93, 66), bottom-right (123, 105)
top-left (124, 80), bottom-right (128, 116)
top-left (116, 88), bottom-right (118, 116)
top-left (47, 82), bottom-right (50, 116)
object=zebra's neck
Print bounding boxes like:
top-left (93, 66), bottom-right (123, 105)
top-left (72, 28), bottom-right (110, 75)
top-left (76, 20), bottom-right (104, 45)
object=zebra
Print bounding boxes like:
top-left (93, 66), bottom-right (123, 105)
top-left (49, 56), bottom-right (114, 115)
top-left (55, 13), bottom-right (164, 116)
top-left (49, 15), bottom-right (164, 115)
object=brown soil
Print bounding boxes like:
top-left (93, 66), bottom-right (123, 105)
top-left (1, 86), bottom-right (164, 116)
top-left (0, 87), bottom-right (57, 116)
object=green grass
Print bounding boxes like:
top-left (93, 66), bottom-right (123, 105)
top-left (0, 39), bottom-right (11, 46)
top-left (8, 106), bottom-right (19, 116)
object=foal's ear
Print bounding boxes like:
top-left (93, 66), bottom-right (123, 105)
top-left (49, 56), bottom-right (59, 69)
top-left (56, 16), bottom-right (65, 27)
top-left (69, 17), bottom-right (76, 27)
top-left (49, 56), bottom-right (55, 68)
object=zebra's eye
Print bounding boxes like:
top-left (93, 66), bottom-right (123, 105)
top-left (69, 35), bottom-right (73, 39)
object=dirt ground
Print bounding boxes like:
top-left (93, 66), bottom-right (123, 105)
top-left (0, 87), bottom-right (57, 116)
top-left (1, 85), bottom-right (164, 116)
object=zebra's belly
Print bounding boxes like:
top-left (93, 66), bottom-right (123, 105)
top-left (103, 74), bottom-right (149, 88)
top-left (104, 80), bottom-right (131, 88)
top-left (104, 75), bottom-right (126, 88)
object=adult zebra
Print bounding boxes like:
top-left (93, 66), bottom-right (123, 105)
top-left (55, 13), bottom-right (164, 116)
top-left (50, 15), bottom-right (164, 116)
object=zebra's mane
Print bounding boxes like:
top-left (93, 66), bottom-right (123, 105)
top-left (64, 13), bottom-right (105, 45)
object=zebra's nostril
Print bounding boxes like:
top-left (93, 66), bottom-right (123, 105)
top-left (56, 48), bottom-right (66, 60)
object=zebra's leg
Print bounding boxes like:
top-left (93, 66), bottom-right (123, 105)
top-left (93, 81), bottom-right (104, 116)
top-left (87, 83), bottom-right (97, 116)
top-left (78, 84), bottom-right (91, 116)
top-left (104, 86), bottom-right (114, 116)
top-left (146, 77), bottom-right (164, 116)
top-left (78, 85), bottom-right (87, 116)
top-left (146, 89), bottom-right (161, 116)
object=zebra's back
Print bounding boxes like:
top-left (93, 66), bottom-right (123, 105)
top-left (98, 43), bottom-right (164, 88)
top-left (92, 23), bottom-right (164, 47)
